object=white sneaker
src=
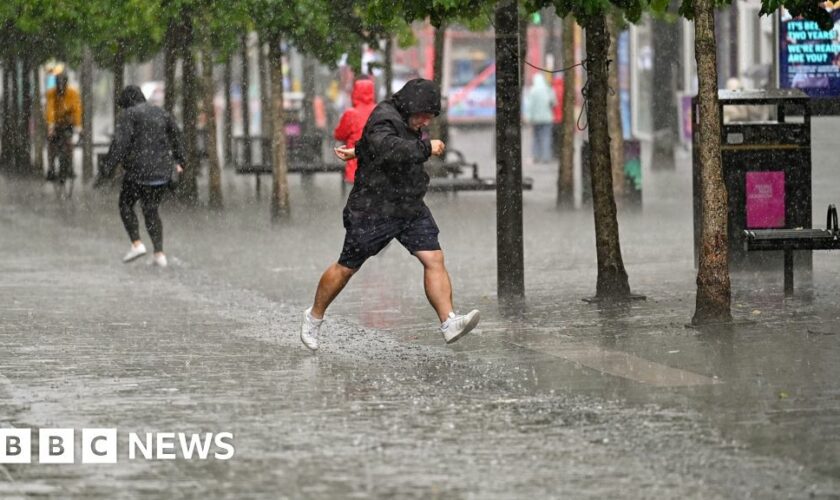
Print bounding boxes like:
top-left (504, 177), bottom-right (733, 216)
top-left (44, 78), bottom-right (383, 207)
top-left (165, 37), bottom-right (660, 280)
top-left (440, 309), bottom-right (480, 344)
top-left (123, 243), bottom-right (147, 263)
top-left (152, 254), bottom-right (168, 268)
top-left (300, 307), bottom-right (323, 351)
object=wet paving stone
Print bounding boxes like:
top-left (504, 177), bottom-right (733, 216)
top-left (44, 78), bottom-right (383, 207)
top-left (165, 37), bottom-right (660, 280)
top-left (1, 122), bottom-right (839, 497)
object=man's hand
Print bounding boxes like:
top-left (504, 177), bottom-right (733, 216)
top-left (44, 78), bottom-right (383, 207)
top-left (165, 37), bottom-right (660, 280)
top-left (430, 140), bottom-right (446, 157)
top-left (334, 146), bottom-right (356, 162)
top-left (176, 164), bottom-right (184, 174)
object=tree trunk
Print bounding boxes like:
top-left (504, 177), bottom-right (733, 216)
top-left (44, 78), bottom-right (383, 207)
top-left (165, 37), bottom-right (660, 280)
top-left (258, 38), bottom-right (271, 140)
top-left (495, 0), bottom-right (525, 300)
top-left (384, 37), bottom-right (394, 99)
top-left (518, 12), bottom-right (528, 84)
top-left (651, 18), bottom-right (679, 170)
top-left (177, 17), bottom-right (200, 205)
top-left (1, 57), bottom-right (11, 170)
top-left (558, 16), bottom-right (576, 207)
top-left (430, 23), bottom-right (449, 147)
top-left (302, 54), bottom-right (316, 135)
top-left (113, 51), bottom-right (125, 125)
top-left (606, 14), bottom-right (625, 203)
top-left (82, 47), bottom-right (94, 181)
top-left (692, 0), bottom-right (731, 324)
top-left (545, 8), bottom-right (557, 68)
top-left (584, 14), bottom-right (631, 299)
top-left (259, 38), bottom-right (272, 192)
top-left (349, 40), bottom-right (363, 75)
top-left (202, 50), bottom-right (223, 210)
top-left (546, 8), bottom-right (561, 165)
top-left (164, 20), bottom-right (178, 115)
top-left (240, 34), bottom-right (251, 168)
top-left (223, 55), bottom-right (233, 167)
top-left (269, 37), bottom-right (290, 221)
top-left (32, 65), bottom-right (45, 175)
top-left (20, 57), bottom-right (33, 174)
top-left (9, 57), bottom-right (22, 174)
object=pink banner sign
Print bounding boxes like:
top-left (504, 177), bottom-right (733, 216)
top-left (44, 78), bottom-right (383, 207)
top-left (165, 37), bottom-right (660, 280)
top-left (746, 171), bottom-right (786, 228)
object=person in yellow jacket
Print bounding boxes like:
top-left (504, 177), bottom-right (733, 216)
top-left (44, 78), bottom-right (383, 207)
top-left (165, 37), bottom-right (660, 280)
top-left (45, 71), bottom-right (82, 181)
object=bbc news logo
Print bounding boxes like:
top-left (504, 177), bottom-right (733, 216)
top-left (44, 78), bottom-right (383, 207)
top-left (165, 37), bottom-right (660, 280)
top-left (0, 429), bottom-right (235, 464)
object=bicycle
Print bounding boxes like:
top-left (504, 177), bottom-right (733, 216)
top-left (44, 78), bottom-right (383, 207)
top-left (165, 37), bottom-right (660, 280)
top-left (46, 126), bottom-right (77, 200)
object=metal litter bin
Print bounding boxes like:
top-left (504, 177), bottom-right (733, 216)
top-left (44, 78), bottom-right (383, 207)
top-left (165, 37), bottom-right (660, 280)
top-left (692, 89), bottom-right (812, 271)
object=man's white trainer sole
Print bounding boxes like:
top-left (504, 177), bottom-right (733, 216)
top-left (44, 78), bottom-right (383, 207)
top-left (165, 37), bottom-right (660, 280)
top-left (445, 311), bottom-right (480, 344)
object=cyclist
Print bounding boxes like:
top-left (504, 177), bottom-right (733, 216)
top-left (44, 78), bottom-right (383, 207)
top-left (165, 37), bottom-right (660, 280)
top-left (44, 69), bottom-right (83, 182)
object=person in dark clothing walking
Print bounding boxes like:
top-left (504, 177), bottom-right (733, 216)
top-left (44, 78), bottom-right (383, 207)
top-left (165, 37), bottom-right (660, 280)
top-left (300, 78), bottom-right (480, 351)
top-left (96, 85), bottom-right (185, 268)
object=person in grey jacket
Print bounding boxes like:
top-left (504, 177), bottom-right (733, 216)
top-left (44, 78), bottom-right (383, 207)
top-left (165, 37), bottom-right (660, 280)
top-left (523, 73), bottom-right (556, 164)
top-left (96, 85), bottom-right (185, 267)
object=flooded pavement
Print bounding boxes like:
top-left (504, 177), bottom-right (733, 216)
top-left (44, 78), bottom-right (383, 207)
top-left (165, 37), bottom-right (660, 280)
top-left (1, 121), bottom-right (839, 498)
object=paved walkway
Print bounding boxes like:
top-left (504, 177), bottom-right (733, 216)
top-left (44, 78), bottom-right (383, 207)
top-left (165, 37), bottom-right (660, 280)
top-left (1, 123), bottom-right (839, 498)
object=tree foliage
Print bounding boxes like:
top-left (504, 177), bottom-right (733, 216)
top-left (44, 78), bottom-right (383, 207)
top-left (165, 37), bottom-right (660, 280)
top-left (2, 0), bottom-right (837, 69)
top-left (85, 0), bottom-right (164, 69)
top-left (1, 0), bottom-right (84, 63)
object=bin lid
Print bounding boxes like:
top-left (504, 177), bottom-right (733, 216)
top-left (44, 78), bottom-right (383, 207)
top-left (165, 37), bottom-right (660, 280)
top-left (717, 88), bottom-right (809, 104)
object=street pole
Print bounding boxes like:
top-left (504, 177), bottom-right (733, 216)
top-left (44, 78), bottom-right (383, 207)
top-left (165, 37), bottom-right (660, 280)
top-left (495, 0), bottom-right (525, 302)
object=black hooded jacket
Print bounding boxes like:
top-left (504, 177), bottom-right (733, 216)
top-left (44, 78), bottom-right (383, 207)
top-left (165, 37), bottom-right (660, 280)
top-left (347, 78), bottom-right (441, 217)
top-left (101, 85), bottom-right (186, 185)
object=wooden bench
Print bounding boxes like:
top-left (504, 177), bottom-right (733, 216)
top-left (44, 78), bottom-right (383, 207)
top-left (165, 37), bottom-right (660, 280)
top-left (233, 135), bottom-right (345, 194)
top-left (233, 135), bottom-right (344, 175)
top-left (234, 139), bottom-right (533, 194)
top-left (426, 149), bottom-right (534, 192)
top-left (235, 161), bottom-right (345, 175)
top-left (744, 204), bottom-right (839, 296)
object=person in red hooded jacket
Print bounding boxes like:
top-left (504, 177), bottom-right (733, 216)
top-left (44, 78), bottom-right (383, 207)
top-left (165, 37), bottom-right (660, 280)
top-left (551, 75), bottom-right (565, 159)
top-left (333, 78), bottom-right (376, 183)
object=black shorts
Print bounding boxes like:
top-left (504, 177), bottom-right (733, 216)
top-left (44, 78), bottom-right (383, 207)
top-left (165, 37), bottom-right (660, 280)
top-left (338, 206), bottom-right (441, 269)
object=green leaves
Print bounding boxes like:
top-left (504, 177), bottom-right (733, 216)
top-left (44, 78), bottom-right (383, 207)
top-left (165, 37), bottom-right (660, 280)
top-left (675, 0), bottom-right (832, 31)
top-left (649, 0), bottom-right (671, 11)
top-left (677, 0), bottom-right (694, 19)
top-left (776, 0), bottom-right (833, 30)
top-left (23, 0), bottom-right (830, 73)
top-left (622, 0), bottom-right (645, 22)
top-left (84, 0), bottom-right (164, 68)
top-left (528, 0), bottom-right (650, 24)
top-left (759, 0), bottom-right (783, 15)
top-left (0, 0), bottom-right (87, 62)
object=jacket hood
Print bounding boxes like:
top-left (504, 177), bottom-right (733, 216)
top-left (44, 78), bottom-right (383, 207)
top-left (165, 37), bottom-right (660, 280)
top-left (392, 78), bottom-right (440, 117)
top-left (352, 79), bottom-right (375, 107)
top-left (531, 73), bottom-right (548, 90)
top-left (117, 85), bottom-right (147, 109)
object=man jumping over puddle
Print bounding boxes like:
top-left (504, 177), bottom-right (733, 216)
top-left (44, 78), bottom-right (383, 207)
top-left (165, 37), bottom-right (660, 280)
top-left (301, 78), bottom-right (480, 351)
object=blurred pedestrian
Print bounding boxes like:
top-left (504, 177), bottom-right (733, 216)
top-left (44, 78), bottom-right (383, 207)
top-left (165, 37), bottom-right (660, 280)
top-left (333, 78), bottom-right (376, 183)
top-left (722, 77), bottom-right (751, 123)
top-left (300, 79), bottom-right (480, 351)
top-left (45, 68), bottom-right (83, 181)
top-left (523, 73), bottom-right (556, 164)
top-left (95, 86), bottom-right (185, 268)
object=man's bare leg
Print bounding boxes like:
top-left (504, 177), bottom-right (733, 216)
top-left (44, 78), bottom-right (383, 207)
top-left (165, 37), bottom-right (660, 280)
top-left (311, 262), bottom-right (357, 319)
top-left (415, 250), bottom-right (453, 322)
